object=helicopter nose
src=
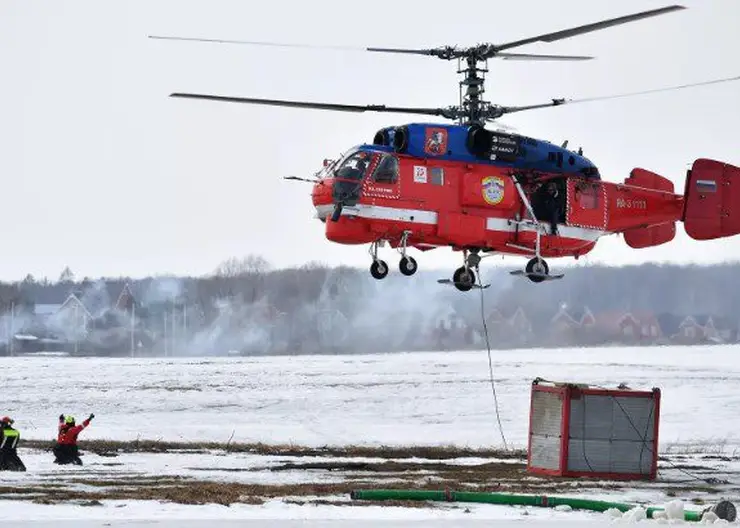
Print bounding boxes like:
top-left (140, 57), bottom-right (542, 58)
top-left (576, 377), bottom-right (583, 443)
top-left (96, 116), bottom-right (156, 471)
top-left (312, 178), bottom-right (333, 222)
top-left (312, 179), bottom-right (332, 207)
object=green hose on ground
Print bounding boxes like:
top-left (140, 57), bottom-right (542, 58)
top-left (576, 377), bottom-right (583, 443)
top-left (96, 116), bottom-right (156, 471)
top-left (349, 489), bottom-right (736, 522)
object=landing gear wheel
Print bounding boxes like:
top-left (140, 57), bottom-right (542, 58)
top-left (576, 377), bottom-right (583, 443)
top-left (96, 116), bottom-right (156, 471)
top-left (399, 256), bottom-right (418, 276)
top-left (525, 257), bottom-right (549, 283)
top-left (370, 260), bottom-right (389, 280)
top-left (452, 266), bottom-right (476, 292)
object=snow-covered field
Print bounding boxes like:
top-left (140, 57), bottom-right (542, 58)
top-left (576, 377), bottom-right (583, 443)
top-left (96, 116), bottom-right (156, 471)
top-left (5, 344), bottom-right (740, 448)
top-left (2, 344), bottom-right (740, 525)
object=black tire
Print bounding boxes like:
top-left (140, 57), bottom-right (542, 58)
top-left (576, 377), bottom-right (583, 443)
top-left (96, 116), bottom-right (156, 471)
top-left (452, 266), bottom-right (475, 292)
top-left (525, 257), bottom-right (549, 283)
top-left (370, 260), bottom-right (389, 280)
top-left (399, 256), bottom-right (418, 276)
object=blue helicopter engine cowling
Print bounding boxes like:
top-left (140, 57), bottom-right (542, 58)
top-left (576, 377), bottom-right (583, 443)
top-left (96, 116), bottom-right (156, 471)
top-left (371, 123), bottom-right (601, 179)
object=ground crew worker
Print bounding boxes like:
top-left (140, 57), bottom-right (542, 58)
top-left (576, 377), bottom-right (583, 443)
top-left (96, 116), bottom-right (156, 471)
top-left (0, 416), bottom-right (26, 471)
top-left (54, 413), bottom-right (94, 465)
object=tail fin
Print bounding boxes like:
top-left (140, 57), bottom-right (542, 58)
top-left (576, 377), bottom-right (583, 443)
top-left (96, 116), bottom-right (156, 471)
top-left (622, 168), bottom-right (677, 249)
top-left (683, 158), bottom-right (740, 240)
top-left (625, 168), bottom-right (675, 193)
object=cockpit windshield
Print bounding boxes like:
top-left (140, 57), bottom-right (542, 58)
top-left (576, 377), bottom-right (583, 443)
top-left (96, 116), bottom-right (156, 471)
top-left (334, 151), bottom-right (373, 181)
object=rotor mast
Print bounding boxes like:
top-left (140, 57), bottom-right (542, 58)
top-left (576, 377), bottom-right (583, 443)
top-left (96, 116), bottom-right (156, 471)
top-left (377, 44), bottom-right (508, 126)
top-left (413, 44), bottom-right (513, 126)
top-left (458, 52), bottom-right (489, 126)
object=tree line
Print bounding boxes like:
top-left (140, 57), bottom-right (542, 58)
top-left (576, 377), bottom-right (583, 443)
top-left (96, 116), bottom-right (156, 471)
top-left (0, 257), bottom-right (737, 356)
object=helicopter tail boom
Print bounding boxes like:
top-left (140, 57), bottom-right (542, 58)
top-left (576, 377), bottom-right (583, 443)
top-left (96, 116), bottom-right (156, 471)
top-left (682, 158), bottom-right (740, 241)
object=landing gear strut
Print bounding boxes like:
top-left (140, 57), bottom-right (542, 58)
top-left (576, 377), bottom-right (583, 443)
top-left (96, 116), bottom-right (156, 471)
top-left (368, 232), bottom-right (419, 280)
top-left (507, 175), bottom-right (564, 283)
top-left (368, 240), bottom-right (389, 280)
top-left (397, 231), bottom-right (417, 276)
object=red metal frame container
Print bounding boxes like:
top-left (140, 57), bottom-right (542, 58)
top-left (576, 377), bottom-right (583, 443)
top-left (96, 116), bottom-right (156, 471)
top-left (527, 379), bottom-right (661, 480)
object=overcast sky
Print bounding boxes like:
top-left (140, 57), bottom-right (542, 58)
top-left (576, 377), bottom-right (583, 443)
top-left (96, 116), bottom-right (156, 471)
top-left (1, 0), bottom-right (739, 282)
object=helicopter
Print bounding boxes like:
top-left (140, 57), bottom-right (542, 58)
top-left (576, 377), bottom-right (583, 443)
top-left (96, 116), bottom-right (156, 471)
top-left (150, 4), bottom-right (740, 291)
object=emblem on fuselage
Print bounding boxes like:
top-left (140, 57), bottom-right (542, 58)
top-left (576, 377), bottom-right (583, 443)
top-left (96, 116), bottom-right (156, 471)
top-left (424, 127), bottom-right (448, 156)
top-left (481, 176), bottom-right (505, 205)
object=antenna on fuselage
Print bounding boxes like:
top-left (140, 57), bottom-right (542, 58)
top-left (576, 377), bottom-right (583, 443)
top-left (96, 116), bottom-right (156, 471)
top-left (283, 176), bottom-right (320, 184)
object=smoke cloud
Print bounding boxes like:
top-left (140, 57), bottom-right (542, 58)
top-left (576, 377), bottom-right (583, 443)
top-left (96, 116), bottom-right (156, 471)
top-left (9, 258), bottom-right (738, 356)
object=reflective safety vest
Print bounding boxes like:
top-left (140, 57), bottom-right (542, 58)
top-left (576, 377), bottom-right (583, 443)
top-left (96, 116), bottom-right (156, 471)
top-left (1, 428), bottom-right (19, 450)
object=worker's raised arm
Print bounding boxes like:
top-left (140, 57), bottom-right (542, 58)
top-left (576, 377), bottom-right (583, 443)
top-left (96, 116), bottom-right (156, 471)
top-left (81, 413), bottom-right (94, 429)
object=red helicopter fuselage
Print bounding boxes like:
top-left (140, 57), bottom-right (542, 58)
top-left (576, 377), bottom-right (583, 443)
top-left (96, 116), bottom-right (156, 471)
top-left (151, 2), bottom-right (740, 287)
top-left (312, 150), bottom-right (688, 257)
top-left (310, 137), bottom-right (740, 286)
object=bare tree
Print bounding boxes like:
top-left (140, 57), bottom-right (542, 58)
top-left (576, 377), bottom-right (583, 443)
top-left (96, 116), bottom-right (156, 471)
top-left (58, 266), bottom-right (75, 284)
top-left (213, 255), bottom-right (271, 277)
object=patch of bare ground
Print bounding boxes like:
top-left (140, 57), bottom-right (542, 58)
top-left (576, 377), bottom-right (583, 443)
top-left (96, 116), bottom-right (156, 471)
top-left (266, 460), bottom-right (526, 484)
top-left (8, 440), bottom-right (736, 508)
top-left (0, 473), bottom-right (719, 508)
top-left (22, 438), bottom-right (525, 459)
top-left (0, 480), bottom-right (424, 506)
top-left (2, 456), bottom-right (721, 508)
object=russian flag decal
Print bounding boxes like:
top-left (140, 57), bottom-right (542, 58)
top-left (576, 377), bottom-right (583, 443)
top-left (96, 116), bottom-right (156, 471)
top-left (696, 179), bottom-right (717, 192)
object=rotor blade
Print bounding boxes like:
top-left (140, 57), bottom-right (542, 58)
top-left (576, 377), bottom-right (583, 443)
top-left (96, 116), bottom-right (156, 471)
top-left (148, 35), bottom-right (364, 52)
top-left (169, 93), bottom-right (453, 117)
top-left (147, 38), bottom-right (587, 61)
top-left (494, 5), bottom-right (686, 52)
top-left (366, 46), bottom-right (438, 56)
top-left (497, 52), bottom-right (594, 61)
top-left (149, 35), bottom-right (456, 59)
top-left (499, 74), bottom-right (740, 115)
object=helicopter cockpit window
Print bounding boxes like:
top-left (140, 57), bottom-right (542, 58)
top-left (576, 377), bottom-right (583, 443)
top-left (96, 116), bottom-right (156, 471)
top-left (335, 152), bottom-right (372, 181)
top-left (372, 154), bottom-right (399, 184)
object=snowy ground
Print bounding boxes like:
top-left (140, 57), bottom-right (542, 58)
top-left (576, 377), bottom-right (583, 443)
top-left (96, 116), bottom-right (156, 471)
top-left (1, 344), bottom-right (740, 523)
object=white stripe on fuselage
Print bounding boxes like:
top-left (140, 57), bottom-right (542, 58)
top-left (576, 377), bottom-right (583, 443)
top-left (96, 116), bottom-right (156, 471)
top-left (485, 217), bottom-right (603, 242)
top-left (343, 204), bottom-right (438, 224)
top-left (315, 204), bottom-right (437, 224)
top-left (315, 204), bottom-right (605, 241)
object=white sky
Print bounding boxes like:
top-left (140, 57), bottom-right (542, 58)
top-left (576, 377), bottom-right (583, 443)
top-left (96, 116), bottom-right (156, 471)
top-left (1, 0), bottom-right (739, 281)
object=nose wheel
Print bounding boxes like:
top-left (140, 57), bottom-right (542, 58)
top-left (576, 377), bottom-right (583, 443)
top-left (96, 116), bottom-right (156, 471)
top-left (370, 259), bottom-right (389, 280)
top-left (368, 232), bottom-right (419, 280)
top-left (396, 230), bottom-right (417, 276)
top-left (399, 256), bottom-right (417, 276)
top-left (368, 240), bottom-right (389, 280)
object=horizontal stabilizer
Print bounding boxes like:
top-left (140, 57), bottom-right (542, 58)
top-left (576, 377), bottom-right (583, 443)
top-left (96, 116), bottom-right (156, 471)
top-left (625, 168), bottom-right (675, 193)
top-left (683, 158), bottom-right (740, 240)
top-left (623, 222), bottom-right (676, 249)
top-left (622, 168), bottom-right (677, 248)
